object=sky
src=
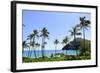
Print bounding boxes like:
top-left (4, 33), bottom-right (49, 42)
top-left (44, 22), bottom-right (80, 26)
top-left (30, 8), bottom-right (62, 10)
top-left (22, 10), bottom-right (91, 50)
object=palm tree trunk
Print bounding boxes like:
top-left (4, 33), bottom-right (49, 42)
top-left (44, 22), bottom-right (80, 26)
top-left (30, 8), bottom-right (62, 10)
top-left (32, 37), bottom-right (37, 58)
top-left (74, 33), bottom-right (76, 44)
top-left (74, 33), bottom-right (77, 56)
top-left (38, 48), bottom-right (39, 58)
top-left (55, 45), bottom-right (57, 57)
top-left (33, 49), bottom-right (37, 59)
top-left (41, 37), bottom-right (44, 58)
top-left (28, 47), bottom-right (31, 57)
top-left (83, 27), bottom-right (85, 55)
top-left (28, 40), bottom-right (31, 57)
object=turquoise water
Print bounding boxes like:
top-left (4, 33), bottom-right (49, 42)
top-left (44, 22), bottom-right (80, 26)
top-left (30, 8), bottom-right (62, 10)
top-left (23, 50), bottom-right (79, 58)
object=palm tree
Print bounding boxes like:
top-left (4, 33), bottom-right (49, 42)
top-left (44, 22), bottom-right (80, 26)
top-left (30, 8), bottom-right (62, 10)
top-left (40, 27), bottom-right (49, 58)
top-left (31, 41), bottom-right (37, 58)
top-left (22, 41), bottom-right (26, 55)
top-left (79, 16), bottom-right (90, 55)
top-left (69, 25), bottom-right (81, 55)
top-left (30, 30), bottom-right (39, 58)
top-left (61, 36), bottom-right (69, 55)
top-left (27, 34), bottom-right (33, 57)
top-left (54, 39), bottom-right (59, 57)
top-left (62, 36), bottom-right (69, 46)
top-left (27, 30), bottom-right (39, 58)
top-left (43, 42), bottom-right (47, 57)
top-left (35, 43), bottom-right (40, 58)
top-left (22, 41), bottom-right (29, 57)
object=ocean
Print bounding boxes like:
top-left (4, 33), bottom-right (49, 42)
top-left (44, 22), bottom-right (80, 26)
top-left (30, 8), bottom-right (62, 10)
top-left (23, 50), bottom-right (79, 58)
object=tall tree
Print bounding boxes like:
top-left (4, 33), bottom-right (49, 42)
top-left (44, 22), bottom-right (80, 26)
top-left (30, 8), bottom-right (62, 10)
top-left (54, 39), bottom-right (59, 57)
top-left (27, 34), bottom-right (33, 57)
top-left (35, 43), bottom-right (40, 58)
top-left (27, 30), bottom-right (39, 58)
top-left (31, 41), bottom-right (37, 58)
top-left (22, 41), bottom-right (29, 57)
top-left (79, 17), bottom-right (90, 55)
top-left (61, 36), bottom-right (69, 55)
top-left (31, 30), bottom-right (39, 58)
top-left (40, 27), bottom-right (49, 58)
top-left (69, 25), bottom-right (81, 55)
top-left (62, 36), bottom-right (69, 45)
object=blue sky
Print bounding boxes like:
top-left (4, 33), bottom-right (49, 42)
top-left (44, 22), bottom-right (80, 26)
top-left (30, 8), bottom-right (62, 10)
top-left (22, 10), bottom-right (91, 50)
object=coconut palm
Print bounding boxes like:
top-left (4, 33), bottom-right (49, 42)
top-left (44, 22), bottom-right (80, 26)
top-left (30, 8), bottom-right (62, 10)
top-left (42, 42), bottom-right (47, 49)
top-left (27, 34), bottom-right (34, 57)
top-left (35, 43), bottom-right (40, 58)
top-left (69, 25), bottom-right (81, 55)
top-left (43, 42), bottom-right (47, 57)
top-left (79, 16), bottom-right (90, 55)
top-left (22, 41), bottom-right (29, 57)
top-left (62, 36), bottom-right (69, 45)
top-left (61, 36), bottom-right (69, 55)
top-left (31, 41), bottom-right (37, 58)
top-left (27, 30), bottom-right (39, 58)
top-left (54, 39), bottom-right (59, 57)
top-left (69, 26), bottom-right (81, 41)
top-left (30, 30), bottom-right (39, 58)
top-left (40, 27), bottom-right (49, 58)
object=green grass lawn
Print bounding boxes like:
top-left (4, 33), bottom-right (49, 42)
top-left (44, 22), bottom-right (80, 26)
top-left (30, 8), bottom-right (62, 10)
top-left (23, 54), bottom-right (91, 63)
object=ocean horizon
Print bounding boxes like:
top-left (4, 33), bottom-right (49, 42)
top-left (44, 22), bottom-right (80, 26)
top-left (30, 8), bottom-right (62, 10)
top-left (23, 50), bottom-right (79, 58)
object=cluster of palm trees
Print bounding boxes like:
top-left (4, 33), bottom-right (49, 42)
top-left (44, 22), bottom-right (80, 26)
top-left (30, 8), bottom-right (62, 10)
top-left (53, 16), bottom-right (90, 56)
top-left (69, 16), bottom-right (90, 55)
top-left (23, 16), bottom-right (90, 59)
top-left (23, 27), bottom-right (49, 59)
top-left (53, 36), bottom-right (69, 57)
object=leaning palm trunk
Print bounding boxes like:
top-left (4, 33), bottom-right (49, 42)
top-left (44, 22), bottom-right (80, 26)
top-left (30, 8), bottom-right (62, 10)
top-left (33, 49), bottom-right (37, 59)
top-left (30, 48), bottom-right (37, 58)
top-left (28, 40), bottom-right (31, 57)
top-left (31, 37), bottom-right (37, 58)
top-left (29, 47), bottom-right (33, 58)
top-left (28, 47), bottom-right (31, 57)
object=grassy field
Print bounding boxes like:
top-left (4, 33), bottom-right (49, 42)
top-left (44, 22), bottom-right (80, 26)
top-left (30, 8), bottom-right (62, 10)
top-left (23, 54), bottom-right (91, 63)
